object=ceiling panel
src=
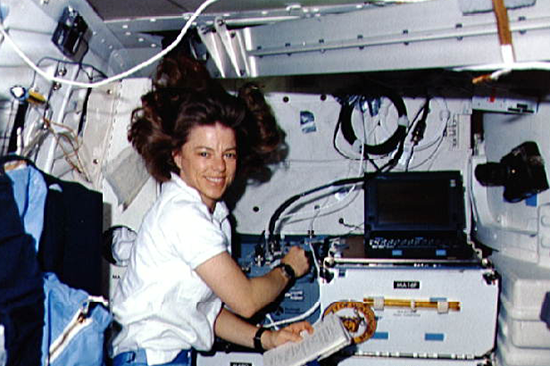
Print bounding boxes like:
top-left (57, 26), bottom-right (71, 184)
top-left (87, 0), bottom-right (194, 20)
top-left (87, 0), bottom-right (367, 21)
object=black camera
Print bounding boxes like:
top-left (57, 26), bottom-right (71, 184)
top-left (475, 141), bottom-right (549, 203)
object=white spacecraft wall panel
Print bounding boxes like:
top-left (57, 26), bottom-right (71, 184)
top-left (84, 78), bottom-right (157, 231)
top-left (85, 78), bottom-right (157, 300)
top-left (232, 92), bottom-right (472, 236)
top-left (474, 102), bottom-right (550, 265)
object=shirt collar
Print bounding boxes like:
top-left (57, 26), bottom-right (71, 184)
top-left (167, 172), bottom-right (229, 221)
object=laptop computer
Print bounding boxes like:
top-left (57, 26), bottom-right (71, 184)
top-left (363, 171), bottom-right (474, 261)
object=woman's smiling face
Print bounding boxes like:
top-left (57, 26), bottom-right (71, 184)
top-left (173, 122), bottom-right (237, 211)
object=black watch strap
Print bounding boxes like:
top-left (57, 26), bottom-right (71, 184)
top-left (276, 263), bottom-right (296, 281)
top-left (254, 327), bottom-right (267, 352)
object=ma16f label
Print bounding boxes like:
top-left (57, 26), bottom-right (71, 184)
top-left (393, 281), bottom-right (420, 289)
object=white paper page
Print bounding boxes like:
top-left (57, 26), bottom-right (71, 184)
top-left (263, 313), bottom-right (351, 366)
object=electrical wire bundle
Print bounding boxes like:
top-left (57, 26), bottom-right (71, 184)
top-left (333, 84), bottom-right (410, 173)
top-left (264, 85), bottom-right (411, 250)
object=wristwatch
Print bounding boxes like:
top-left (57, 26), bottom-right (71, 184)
top-left (254, 327), bottom-right (267, 352)
top-left (276, 263), bottom-right (296, 281)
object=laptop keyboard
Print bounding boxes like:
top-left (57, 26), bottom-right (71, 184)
top-left (368, 236), bottom-right (462, 249)
top-left (366, 235), bottom-right (473, 259)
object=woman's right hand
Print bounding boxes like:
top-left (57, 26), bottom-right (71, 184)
top-left (281, 246), bottom-right (310, 278)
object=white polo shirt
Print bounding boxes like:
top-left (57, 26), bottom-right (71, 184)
top-left (111, 173), bottom-right (231, 365)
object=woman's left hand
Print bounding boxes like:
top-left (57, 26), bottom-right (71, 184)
top-left (262, 321), bottom-right (314, 350)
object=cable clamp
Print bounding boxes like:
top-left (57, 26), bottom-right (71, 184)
top-left (437, 300), bottom-right (449, 314)
top-left (373, 297), bottom-right (385, 310)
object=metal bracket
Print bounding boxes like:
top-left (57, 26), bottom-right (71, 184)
top-left (198, 18), bottom-right (249, 78)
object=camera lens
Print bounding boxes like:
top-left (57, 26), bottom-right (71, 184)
top-left (474, 162), bottom-right (508, 186)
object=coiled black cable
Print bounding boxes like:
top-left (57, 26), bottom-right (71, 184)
top-left (336, 85), bottom-right (409, 156)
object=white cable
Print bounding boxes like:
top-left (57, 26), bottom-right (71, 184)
top-left (410, 97), bottom-right (449, 152)
top-left (308, 240), bottom-right (322, 284)
top-left (264, 314), bottom-right (280, 331)
top-left (272, 141), bottom-right (365, 236)
top-left (44, 65), bottom-right (78, 174)
top-left (264, 301), bottom-right (321, 328)
top-left (306, 156), bottom-right (363, 232)
top-left (261, 238), bottom-right (327, 329)
top-left (0, 0), bottom-right (219, 89)
top-left (268, 180), bottom-right (362, 236)
top-left (358, 96), bottom-right (402, 162)
top-left (407, 131), bottom-right (445, 170)
top-left (354, 96), bottom-right (392, 154)
top-left (262, 240), bottom-right (324, 329)
top-left (404, 99), bottom-right (451, 170)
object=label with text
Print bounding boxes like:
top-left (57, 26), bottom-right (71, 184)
top-left (393, 281), bottom-right (420, 289)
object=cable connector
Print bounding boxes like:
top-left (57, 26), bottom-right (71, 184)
top-left (52, 7), bottom-right (88, 59)
top-left (411, 98), bottom-right (431, 146)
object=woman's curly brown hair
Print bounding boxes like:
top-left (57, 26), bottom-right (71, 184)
top-left (128, 55), bottom-right (286, 183)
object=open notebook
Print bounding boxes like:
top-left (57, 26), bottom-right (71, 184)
top-left (363, 171), bottom-right (474, 261)
top-left (263, 313), bottom-right (351, 366)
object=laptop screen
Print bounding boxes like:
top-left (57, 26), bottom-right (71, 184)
top-left (364, 171), bottom-right (465, 234)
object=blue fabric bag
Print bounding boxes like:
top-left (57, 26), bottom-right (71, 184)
top-left (42, 273), bottom-right (112, 366)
